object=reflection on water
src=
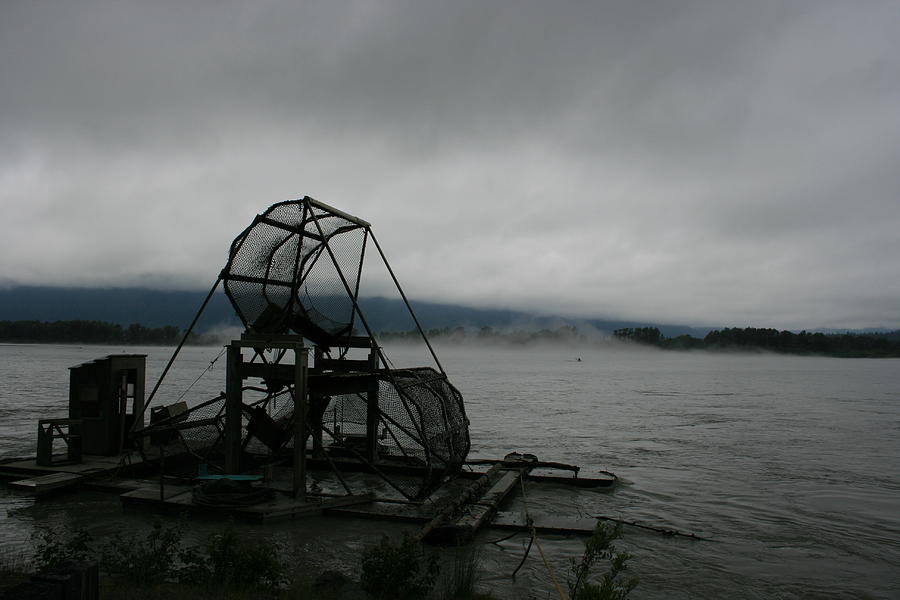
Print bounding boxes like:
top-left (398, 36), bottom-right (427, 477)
top-left (1, 342), bottom-right (899, 599)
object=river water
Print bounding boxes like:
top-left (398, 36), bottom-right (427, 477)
top-left (1, 342), bottom-right (898, 599)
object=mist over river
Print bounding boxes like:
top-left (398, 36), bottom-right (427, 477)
top-left (1, 342), bottom-right (898, 599)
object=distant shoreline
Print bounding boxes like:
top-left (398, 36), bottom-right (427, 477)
top-left (2, 320), bottom-right (899, 358)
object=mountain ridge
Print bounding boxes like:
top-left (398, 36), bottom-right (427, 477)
top-left (0, 285), bottom-right (721, 337)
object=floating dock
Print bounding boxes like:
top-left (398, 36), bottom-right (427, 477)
top-left (119, 485), bottom-right (374, 523)
top-left (2, 451), bottom-right (615, 537)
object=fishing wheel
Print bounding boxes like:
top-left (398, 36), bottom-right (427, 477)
top-left (145, 197), bottom-right (469, 499)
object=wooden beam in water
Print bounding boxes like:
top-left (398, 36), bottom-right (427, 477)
top-left (8, 472), bottom-right (83, 496)
top-left (425, 468), bottom-right (522, 545)
top-left (417, 464), bottom-right (504, 544)
top-left (491, 512), bottom-right (599, 536)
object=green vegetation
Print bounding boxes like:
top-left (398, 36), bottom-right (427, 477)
top-left (192, 523), bottom-right (287, 591)
top-left (437, 545), bottom-right (483, 600)
top-left (33, 524), bottom-right (95, 567)
top-left (567, 522), bottom-right (638, 600)
top-left (16, 522), bottom-right (508, 599)
top-left (31, 521), bottom-right (286, 596)
top-left (0, 552), bottom-right (30, 591)
top-left (102, 521), bottom-right (187, 587)
top-left (0, 319), bottom-right (232, 345)
top-left (0, 319), bottom-right (185, 345)
top-left (614, 326), bottom-right (900, 357)
top-left (360, 534), bottom-right (440, 599)
top-left (9, 519), bottom-right (643, 599)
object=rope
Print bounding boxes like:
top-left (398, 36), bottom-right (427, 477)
top-left (516, 476), bottom-right (568, 600)
top-left (175, 347), bottom-right (227, 404)
top-left (534, 533), bottom-right (566, 600)
top-left (141, 276), bottom-right (223, 424)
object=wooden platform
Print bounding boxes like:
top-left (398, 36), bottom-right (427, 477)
top-left (1, 453), bottom-right (154, 497)
top-left (119, 484), bottom-right (374, 523)
top-left (8, 472), bottom-right (84, 496)
top-left (492, 512), bottom-right (600, 535)
top-left (425, 468), bottom-right (522, 544)
top-left (2, 451), bottom-right (616, 536)
top-left (0, 452), bottom-right (147, 479)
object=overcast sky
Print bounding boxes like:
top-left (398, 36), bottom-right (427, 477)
top-left (2, 1), bottom-right (898, 330)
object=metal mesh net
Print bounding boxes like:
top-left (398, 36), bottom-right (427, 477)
top-left (221, 199), bottom-right (367, 345)
top-left (320, 367), bottom-right (469, 498)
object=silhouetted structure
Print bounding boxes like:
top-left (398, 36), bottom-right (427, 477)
top-left (141, 197), bottom-right (470, 499)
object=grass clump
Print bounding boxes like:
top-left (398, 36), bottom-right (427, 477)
top-left (33, 525), bottom-right (95, 567)
top-left (360, 533), bottom-right (440, 600)
top-left (189, 521), bottom-right (286, 591)
top-left (567, 521), bottom-right (638, 600)
top-left (100, 520), bottom-right (184, 586)
top-left (437, 545), bottom-right (483, 600)
top-left (24, 521), bottom-right (507, 599)
top-left (0, 550), bottom-right (30, 591)
top-left (31, 519), bottom-right (285, 595)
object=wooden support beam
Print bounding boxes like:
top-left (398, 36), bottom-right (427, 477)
top-left (240, 362), bottom-right (295, 382)
top-left (326, 336), bottom-right (374, 349)
top-left (293, 345), bottom-right (309, 500)
top-left (224, 344), bottom-right (243, 473)
top-left (316, 358), bottom-right (372, 372)
top-left (366, 348), bottom-right (380, 463)
top-left (309, 373), bottom-right (378, 396)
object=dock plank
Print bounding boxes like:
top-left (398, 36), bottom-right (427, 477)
top-left (475, 470), bottom-right (521, 508)
top-left (120, 485), bottom-right (375, 523)
top-left (326, 500), bottom-right (433, 523)
top-left (9, 472), bottom-right (84, 496)
top-left (426, 469), bottom-right (522, 544)
top-left (491, 511), bottom-right (598, 535)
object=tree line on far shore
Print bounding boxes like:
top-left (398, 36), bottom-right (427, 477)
top-left (3, 319), bottom-right (900, 357)
top-left (613, 326), bottom-right (900, 357)
top-left (0, 320), bottom-right (204, 346)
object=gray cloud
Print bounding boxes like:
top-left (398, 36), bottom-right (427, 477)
top-left (1, 0), bottom-right (899, 330)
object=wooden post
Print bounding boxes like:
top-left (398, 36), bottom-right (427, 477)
top-left (293, 344), bottom-right (309, 500)
top-left (311, 346), bottom-right (324, 456)
top-left (158, 444), bottom-right (165, 501)
top-left (366, 347), bottom-right (380, 463)
top-left (225, 343), bottom-right (243, 474)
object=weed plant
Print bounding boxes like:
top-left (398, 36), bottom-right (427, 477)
top-left (437, 545), bottom-right (482, 600)
top-left (567, 521), bottom-right (639, 600)
top-left (31, 519), bottom-right (285, 594)
top-left (0, 549), bottom-right (30, 591)
top-left (33, 525), bottom-right (95, 567)
top-left (100, 520), bottom-right (184, 586)
top-left (24, 518), bottom-right (633, 599)
top-left (360, 533), bottom-right (440, 600)
top-left (189, 522), bottom-right (286, 591)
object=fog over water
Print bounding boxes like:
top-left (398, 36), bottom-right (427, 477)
top-left (1, 342), bottom-right (898, 599)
